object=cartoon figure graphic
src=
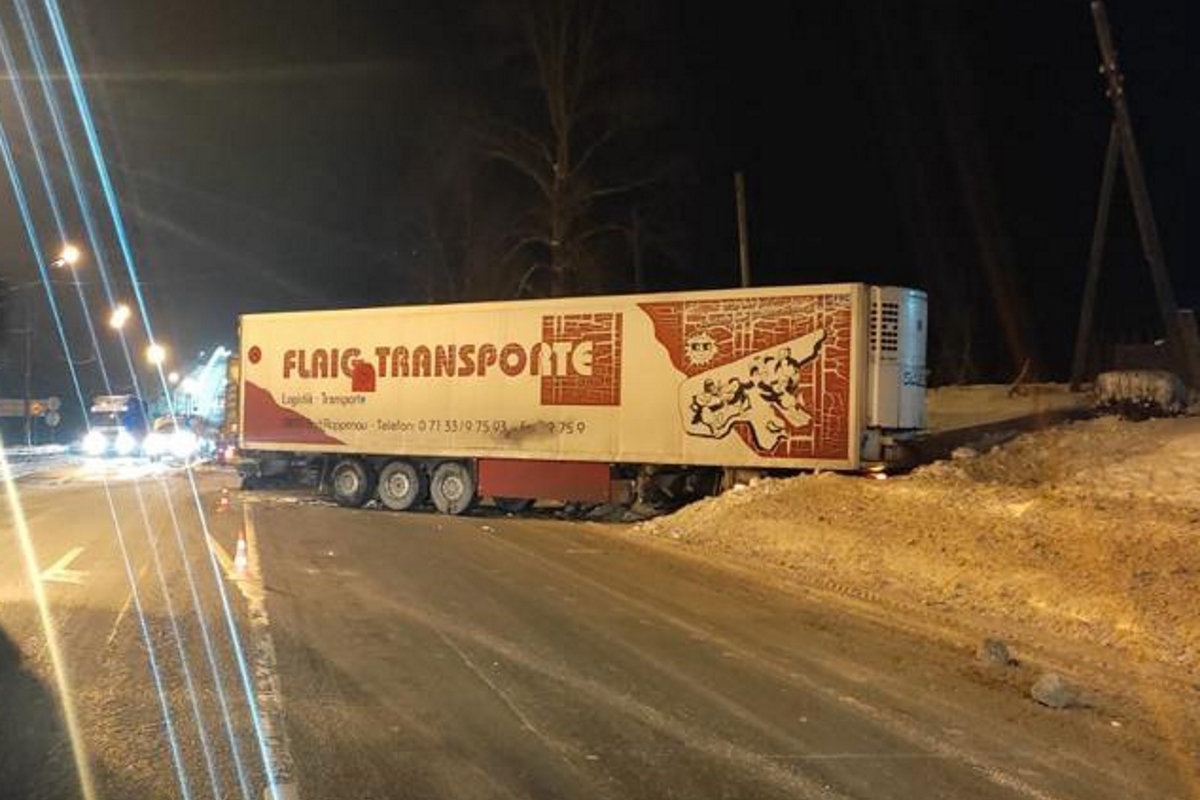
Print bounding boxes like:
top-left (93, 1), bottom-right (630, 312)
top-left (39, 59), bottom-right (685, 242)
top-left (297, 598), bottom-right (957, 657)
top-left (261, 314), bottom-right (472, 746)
top-left (689, 376), bottom-right (753, 437)
top-left (689, 379), bottom-right (723, 426)
top-left (681, 328), bottom-right (826, 450)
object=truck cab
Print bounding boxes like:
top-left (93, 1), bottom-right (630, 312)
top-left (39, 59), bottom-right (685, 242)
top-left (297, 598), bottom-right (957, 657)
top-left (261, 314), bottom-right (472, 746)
top-left (81, 394), bottom-right (149, 458)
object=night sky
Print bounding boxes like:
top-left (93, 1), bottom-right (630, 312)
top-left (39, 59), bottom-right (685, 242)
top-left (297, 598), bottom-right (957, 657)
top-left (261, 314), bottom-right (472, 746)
top-left (0, 0), bottom-right (1192, 417)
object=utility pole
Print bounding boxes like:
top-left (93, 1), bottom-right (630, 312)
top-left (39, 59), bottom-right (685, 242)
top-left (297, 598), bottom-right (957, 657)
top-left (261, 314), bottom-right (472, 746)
top-left (734, 171), bottom-right (751, 288)
top-left (1069, 122), bottom-right (1119, 389)
top-left (1071, 1), bottom-right (1200, 389)
top-left (631, 206), bottom-right (644, 292)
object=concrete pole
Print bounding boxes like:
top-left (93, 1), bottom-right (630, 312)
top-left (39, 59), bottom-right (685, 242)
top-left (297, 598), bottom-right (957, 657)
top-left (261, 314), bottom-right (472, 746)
top-left (735, 172), bottom-right (751, 288)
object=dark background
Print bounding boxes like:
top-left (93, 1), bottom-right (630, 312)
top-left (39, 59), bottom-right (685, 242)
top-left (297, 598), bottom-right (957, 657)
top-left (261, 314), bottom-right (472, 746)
top-left (0, 0), bottom-right (1191, 437)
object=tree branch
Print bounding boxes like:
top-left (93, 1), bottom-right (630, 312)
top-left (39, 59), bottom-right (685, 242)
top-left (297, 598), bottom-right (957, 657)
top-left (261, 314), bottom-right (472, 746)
top-left (572, 222), bottom-right (624, 243)
top-left (587, 172), bottom-right (664, 199)
top-left (569, 128), bottom-right (614, 179)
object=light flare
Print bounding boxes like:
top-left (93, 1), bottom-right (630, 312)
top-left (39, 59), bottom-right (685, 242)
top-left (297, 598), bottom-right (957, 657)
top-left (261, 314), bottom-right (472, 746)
top-left (1, 12), bottom-right (195, 796)
top-left (0, 438), bottom-right (97, 800)
top-left (131, 481), bottom-right (224, 799)
top-left (0, 78), bottom-right (194, 800)
top-left (21, 3), bottom-right (279, 796)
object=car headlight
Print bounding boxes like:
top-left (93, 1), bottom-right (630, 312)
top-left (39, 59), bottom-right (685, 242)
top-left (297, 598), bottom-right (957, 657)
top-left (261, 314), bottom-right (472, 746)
top-left (83, 430), bottom-right (107, 456)
top-left (170, 431), bottom-right (198, 458)
top-left (115, 429), bottom-right (137, 456)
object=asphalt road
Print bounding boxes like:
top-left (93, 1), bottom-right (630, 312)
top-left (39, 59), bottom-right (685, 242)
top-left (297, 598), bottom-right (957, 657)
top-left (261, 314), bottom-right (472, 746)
top-left (0, 458), bottom-right (1192, 800)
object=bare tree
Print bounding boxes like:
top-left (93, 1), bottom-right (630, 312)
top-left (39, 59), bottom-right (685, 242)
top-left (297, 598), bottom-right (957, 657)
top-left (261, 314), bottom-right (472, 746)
top-left (475, 0), bottom-right (661, 297)
top-left (398, 117), bottom-right (526, 303)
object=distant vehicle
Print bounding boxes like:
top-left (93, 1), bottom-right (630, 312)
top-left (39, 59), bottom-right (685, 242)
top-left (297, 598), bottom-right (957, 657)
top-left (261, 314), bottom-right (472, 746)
top-left (235, 283), bottom-right (928, 513)
top-left (144, 415), bottom-right (205, 462)
top-left (81, 394), bottom-right (149, 457)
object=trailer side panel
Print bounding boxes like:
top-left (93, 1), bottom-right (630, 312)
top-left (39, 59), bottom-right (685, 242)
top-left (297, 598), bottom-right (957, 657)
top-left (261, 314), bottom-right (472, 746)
top-left (239, 284), bottom-right (866, 470)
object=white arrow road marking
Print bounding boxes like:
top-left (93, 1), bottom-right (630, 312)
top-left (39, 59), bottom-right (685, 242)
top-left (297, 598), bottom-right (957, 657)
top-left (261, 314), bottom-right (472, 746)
top-left (40, 546), bottom-right (88, 585)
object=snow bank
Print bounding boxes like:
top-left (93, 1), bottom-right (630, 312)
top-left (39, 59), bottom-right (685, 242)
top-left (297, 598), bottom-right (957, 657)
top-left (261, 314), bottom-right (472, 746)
top-left (925, 383), bottom-right (1089, 432)
top-left (634, 414), bottom-right (1200, 678)
top-left (3, 444), bottom-right (70, 457)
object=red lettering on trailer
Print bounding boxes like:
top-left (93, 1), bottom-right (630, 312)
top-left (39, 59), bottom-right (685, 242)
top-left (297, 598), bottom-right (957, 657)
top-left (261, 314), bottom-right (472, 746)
top-left (273, 312), bottom-right (624, 408)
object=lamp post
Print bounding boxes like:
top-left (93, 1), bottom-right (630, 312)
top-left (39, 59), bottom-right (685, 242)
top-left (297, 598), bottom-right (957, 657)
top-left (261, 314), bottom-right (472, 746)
top-left (49, 243), bottom-right (81, 270)
top-left (180, 376), bottom-right (199, 416)
top-left (18, 244), bottom-right (83, 445)
top-left (146, 342), bottom-right (167, 367)
top-left (108, 303), bottom-right (131, 330)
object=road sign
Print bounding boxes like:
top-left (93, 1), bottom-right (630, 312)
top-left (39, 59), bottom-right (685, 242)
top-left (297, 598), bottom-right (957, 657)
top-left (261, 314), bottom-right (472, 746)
top-left (45, 411), bottom-right (61, 427)
top-left (0, 397), bottom-right (65, 418)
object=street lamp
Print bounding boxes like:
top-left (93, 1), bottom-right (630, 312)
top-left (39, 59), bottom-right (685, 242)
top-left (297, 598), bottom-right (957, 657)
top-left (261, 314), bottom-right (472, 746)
top-left (146, 342), bottom-right (167, 366)
top-left (109, 303), bottom-right (132, 330)
top-left (168, 371), bottom-right (180, 384)
top-left (179, 376), bottom-right (200, 416)
top-left (50, 243), bottom-right (81, 269)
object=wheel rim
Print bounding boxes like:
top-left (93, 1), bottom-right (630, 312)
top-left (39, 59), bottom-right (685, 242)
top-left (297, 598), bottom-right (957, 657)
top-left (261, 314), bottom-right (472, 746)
top-left (441, 475), bottom-right (464, 502)
top-left (336, 469), bottom-right (360, 496)
top-left (386, 472), bottom-right (411, 498)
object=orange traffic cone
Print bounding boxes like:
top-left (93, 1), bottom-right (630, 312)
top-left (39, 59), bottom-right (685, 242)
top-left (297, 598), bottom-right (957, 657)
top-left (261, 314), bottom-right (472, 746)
top-left (233, 530), bottom-right (248, 576)
top-left (217, 490), bottom-right (230, 513)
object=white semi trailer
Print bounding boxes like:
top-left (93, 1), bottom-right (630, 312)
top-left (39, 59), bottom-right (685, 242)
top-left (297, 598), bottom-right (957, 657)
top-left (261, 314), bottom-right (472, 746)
top-left (236, 283), bottom-right (926, 513)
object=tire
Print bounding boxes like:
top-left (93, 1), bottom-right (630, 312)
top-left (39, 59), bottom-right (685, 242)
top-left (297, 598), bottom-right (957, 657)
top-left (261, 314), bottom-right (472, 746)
top-left (493, 497), bottom-right (534, 514)
top-left (377, 460), bottom-right (426, 511)
top-left (430, 461), bottom-right (476, 515)
top-left (330, 458), bottom-right (375, 508)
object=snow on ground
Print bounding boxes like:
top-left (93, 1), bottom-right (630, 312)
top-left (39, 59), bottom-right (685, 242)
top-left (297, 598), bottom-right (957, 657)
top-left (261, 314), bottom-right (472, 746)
top-left (925, 382), bottom-right (1090, 431)
top-left (1, 449), bottom-right (75, 480)
top-left (633, 412), bottom-right (1200, 684)
top-left (2, 455), bottom-right (187, 484)
top-left (3, 444), bottom-right (70, 457)
top-left (928, 413), bottom-right (1200, 510)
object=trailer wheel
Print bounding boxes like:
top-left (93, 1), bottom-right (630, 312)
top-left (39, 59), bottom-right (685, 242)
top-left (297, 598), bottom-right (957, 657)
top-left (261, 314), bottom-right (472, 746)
top-left (330, 458), bottom-right (375, 508)
top-left (430, 461), bottom-right (476, 515)
top-left (377, 460), bottom-right (426, 511)
top-left (493, 497), bottom-right (534, 514)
